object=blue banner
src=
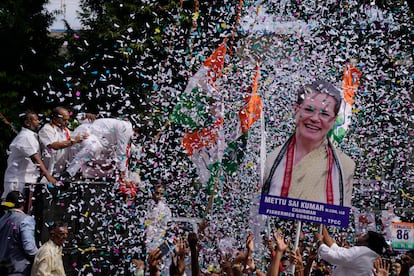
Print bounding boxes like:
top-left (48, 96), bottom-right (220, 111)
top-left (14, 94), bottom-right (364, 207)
top-left (259, 194), bottom-right (350, 228)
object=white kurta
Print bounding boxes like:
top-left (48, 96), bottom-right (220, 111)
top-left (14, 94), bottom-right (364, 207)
top-left (66, 119), bottom-right (133, 178)
top-left (3, 128), bottom-right (41, 198)
top-left (318, 243), bottom-right (378, 275)
top-left (38, 123), bottom-right (72, 175)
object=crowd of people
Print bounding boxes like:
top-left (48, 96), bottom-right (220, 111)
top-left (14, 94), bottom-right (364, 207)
top-left (1, 187), bottom-right (414, 276)
top-left (129, 224), bottom-right (414, 276)
top-left (0, 190), bottom-right (69, 275)
top-left (0, 106), bottom-right (141, 275)
top-left (0, 79), bottom-right (413, 275)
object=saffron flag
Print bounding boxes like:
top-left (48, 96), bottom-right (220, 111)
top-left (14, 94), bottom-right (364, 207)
top-left (222, 63), bottom-right (262, 173)
top-left (342, 63), bottom-right (362, 106)
top-left (239, 63), bottom-right (262, 134)
top-left (170, 40), bottom-right (227, 184)
top-left (329, 63), bottom-right (362, 144)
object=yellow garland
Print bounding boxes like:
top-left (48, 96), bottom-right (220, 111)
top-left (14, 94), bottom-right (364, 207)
top-left (2, 201), bottom-right (15, 208)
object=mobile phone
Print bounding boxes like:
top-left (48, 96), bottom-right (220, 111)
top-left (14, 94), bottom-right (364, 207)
top-left (158, 241), bottom-right (172, 259)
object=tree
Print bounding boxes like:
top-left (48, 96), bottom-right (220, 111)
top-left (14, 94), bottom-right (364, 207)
top-left (40, 0), bottom-right (241, 185)
top-left (0, 0), bottom-right (63, 190)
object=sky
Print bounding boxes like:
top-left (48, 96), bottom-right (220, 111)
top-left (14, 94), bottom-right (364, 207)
top-left (46, 0), bottom-right (82, 31)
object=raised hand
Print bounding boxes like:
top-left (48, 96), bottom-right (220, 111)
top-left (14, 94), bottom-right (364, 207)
top-left (373, 257), bottom-right (390, 276)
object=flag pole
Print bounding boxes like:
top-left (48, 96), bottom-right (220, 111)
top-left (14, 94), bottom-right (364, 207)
top-left (291, 220), bottom-right (302, 275)
top-left (201, 96), bottom-right (226, 227)
top-left (201, 167), bottom-right (222, 226)
top-left (151, 120), bottom-right (171, 144)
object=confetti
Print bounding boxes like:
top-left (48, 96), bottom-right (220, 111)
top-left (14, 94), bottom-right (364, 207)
top-left (26, 1), bottom-right (414, 273)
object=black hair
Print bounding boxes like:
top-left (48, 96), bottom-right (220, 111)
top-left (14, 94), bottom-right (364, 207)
top-left (297, 79), bottom-right (342, 115)
top-left (406, 249), bottom-right (414, 257)
top-left (281, 255), bottom-right (289, 261)
top-left (19, 110), bottom-right (36, 127)
top-left (4, 190), bottom-right (25, 209)
top-left (47, 220), bottom-right (68, 232)
top-left (367, 231), bottom-right (388, 255)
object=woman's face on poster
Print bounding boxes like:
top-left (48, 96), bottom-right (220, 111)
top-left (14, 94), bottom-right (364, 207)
top-left (294, 93), bottom-right (337, 144)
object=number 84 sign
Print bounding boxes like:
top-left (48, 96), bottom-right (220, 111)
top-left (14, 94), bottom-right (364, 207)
top-left (391, 222), bottom-right (414, 251)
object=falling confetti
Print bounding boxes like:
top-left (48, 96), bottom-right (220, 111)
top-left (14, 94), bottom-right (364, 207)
top-left (26, 1), bottom-right (414, 273)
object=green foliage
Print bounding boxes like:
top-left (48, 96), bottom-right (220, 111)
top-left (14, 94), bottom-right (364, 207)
top-left (0, 0), bottom-right (63, 189)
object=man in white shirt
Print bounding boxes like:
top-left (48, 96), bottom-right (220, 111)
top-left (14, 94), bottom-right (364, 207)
top-left (66, 118), bottom-right (135, 182)
top-left (2, 111), bottom-right (56, 199)
top-left (38, 106), bottom-right (86, 177)
top-left (316, 225), bottom-right (388, 275)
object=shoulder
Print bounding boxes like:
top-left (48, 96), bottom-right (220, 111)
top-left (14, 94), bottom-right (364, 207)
top-left (0, 212), bottom-right (26, 226)
top-left (38, 123), bottom-right (53, 136)
top-left (318, 243), bottom-right (338, 255)
top-left (21, 214), bottom-right (36, 224)
top-left (38, 240), bottom-right (54, 251)
top-left (39, 123), bottom-right (52, 131)
top-left (333, 147), bottom-right (355, 169)
top-left (12, 129), bottom-right (34, 142)
top-left (266, 146), bottom-right (283, 164)
top-left (11, 210), bottom-right (27, 219)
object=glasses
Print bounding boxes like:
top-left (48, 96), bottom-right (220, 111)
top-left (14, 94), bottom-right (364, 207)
top-left (299, 105), bottom-right (335, 122)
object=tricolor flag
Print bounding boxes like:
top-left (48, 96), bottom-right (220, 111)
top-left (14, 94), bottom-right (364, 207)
top-left (171, 40), bottom-right (227, 185)
top-left (329, 63), bottom-right (362, 144)
top-left (222, 62), bottom-right (262, 173)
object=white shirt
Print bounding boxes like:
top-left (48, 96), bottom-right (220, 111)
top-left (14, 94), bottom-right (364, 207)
top-left (67, 118), bottom-right (134, 178)
top-left (145, 200), bottom-right (172, 251)
top-left (3, 128), bottom-right (41, 197)
top-left (38, 123), bottom-right (72, 175)
top-left (66, 122), bottom-right (100, 177)
top-left (318, 243), bottom-right (378, 276)
top-left (88, 118), bottom-right (133, 172)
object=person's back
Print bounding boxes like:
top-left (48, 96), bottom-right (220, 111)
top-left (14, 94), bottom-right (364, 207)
top-left (90, 118), bottom-right (133, 149)
top-left (319, 244), bottom-right (377, 275)
top-left (89, 118), bottom-right (134, 171)
top-left (318, 228), bottom-right (388, 276)
top-left (66, 118), bottom-right (134, 179)
top-left (0, 191), bottom-right (38, 275)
